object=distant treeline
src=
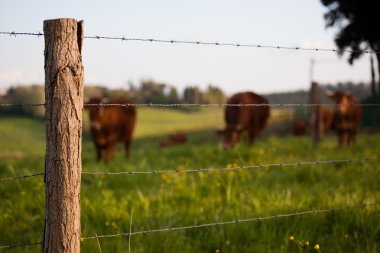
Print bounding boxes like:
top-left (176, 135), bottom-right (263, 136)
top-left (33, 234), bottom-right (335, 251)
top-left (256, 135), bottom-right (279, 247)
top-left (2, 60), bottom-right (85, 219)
top-left (84, 80), bottom-right (226, 105)
top-left (0, 81), bottom-right (374, 119)
top-left (266, 82), bottom-right (371, 104)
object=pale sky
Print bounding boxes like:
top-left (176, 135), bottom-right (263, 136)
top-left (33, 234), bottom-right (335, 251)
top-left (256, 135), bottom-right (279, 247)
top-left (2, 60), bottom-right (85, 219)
top-left (0, 0), bottom-right (371, 94)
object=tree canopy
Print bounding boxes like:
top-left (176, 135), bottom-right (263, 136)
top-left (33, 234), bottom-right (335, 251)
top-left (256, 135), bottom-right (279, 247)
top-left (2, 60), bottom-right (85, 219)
top-left (321, 0), bottom-right (380, 95)
top-left (321, 0), bottom-right (380, 62)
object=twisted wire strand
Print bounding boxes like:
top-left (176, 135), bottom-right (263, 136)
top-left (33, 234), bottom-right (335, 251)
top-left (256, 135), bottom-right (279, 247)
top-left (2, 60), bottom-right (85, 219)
top-left (1, 31), bottom-right (378, 54)
top-left (83, 103), bottom-right (377, 108)
top-left (2, 202), bottom-right (378, 249)
top-left (82, 157), bottom-right (376, 176)
top-left (0, 172), bottom-right (44, 181)
top-left (81, 201), bottom-right (380, 240)
top-left (0, 102), bottom-right (380, 108)
top-left (0, 241), bottom-right (41, 250)
top-left (1, 157), bottom-right (375, 181)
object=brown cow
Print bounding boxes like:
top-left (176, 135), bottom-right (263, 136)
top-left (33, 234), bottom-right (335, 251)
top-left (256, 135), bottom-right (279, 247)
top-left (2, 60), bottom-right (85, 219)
top-left (169, 132), bottom-right (187, 144)
top-left (159, 132), bottom-right (187, 148)
top-left (217, 91), bottom-right (270, 150)
top-left (320, 106), bottom-right (334, 137)
top-left (86, 97), bottom-right (136, 162)
top-left (325, 90), bottom-right (362, 147)
top-left (293, 119), bottom-right (308, 136)
top-left (293, 107), bottom-right (332, 137)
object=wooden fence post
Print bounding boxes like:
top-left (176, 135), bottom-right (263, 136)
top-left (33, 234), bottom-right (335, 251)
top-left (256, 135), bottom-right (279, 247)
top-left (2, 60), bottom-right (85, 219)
top-left (310, 82), bottom-right (321, 146)
top-left (43, 18), bottom-right (84, 253)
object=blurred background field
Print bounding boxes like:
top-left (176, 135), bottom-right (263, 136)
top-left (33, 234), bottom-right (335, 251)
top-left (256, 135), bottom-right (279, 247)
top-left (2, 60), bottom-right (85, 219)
top-left (0, 107), bottom-right (379, 253)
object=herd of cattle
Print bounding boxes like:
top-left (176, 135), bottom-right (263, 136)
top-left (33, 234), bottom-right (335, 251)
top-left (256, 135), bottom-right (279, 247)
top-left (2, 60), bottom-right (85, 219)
top-left (86, 90), bottom-right (362, 162)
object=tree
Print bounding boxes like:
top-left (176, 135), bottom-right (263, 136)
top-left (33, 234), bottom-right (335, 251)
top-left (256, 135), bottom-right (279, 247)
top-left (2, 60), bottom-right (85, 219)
top-left (183, 86), bottom-right (203, 103)
top-left (167, 87), bottom-right (179, 103)
top-left (203, 85), bottom-right (226, 103)
top-left (321, 0), bottom-right (380, 96)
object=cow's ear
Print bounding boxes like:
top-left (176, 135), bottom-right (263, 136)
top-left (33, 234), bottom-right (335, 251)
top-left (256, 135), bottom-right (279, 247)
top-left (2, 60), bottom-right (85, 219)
top-left (345, 92), bottom-right (353, 100)
top-left (216, 129), bottom-right (224, 135)
top-left (325, 90), bottom-right (336, 100)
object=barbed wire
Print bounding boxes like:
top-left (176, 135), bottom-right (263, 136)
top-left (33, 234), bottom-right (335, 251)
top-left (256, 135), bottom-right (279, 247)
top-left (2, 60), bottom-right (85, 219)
top-left (84, 103), bottom-right (379, 108)
top-left (82, 157), bottom-right (376, 176)
top-left (0, 241), bottom-right (41, 250)
top-left (1, 31), bottom-right (379, 55)
top-left (1, 157), bottom-right (376, 182)
top-left (1, 201), bottom-right (377, 249)
top-left (81, 201), bottom-right (380, 240)
top-left (0, 31), bottom-right (43, 37)
top-left (0, 103), bottom-right (45, 107)
top-left (1, 102), bottom-right (380, 108)
top-left (0, 172), bottom-right (44, 181)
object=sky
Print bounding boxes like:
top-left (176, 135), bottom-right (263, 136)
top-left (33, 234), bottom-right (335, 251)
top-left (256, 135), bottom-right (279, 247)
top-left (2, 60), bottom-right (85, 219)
top-left (0, 0), bottom-right (372, 94)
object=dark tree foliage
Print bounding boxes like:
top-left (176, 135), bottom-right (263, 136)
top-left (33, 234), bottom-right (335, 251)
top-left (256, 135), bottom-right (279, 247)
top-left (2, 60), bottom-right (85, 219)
top-left (321, 0), bottom-right (380, 95)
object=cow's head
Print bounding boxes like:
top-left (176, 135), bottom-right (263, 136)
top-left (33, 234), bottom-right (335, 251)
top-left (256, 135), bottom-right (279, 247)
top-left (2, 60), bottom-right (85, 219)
top-left (216, 124), bottom-right (243, 150)
top-left (325, 90), bottom-right (354, 115)
top-left (85, 97), bottom-right (107, 145)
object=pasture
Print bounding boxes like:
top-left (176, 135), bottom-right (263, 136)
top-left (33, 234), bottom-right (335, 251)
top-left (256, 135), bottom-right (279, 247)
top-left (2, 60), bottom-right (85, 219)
top-left (0, 108), bottom-right (379, 253)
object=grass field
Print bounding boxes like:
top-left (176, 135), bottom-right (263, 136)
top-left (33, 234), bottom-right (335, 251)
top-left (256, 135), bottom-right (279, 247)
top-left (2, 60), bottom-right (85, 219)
top-left (0, 108), bottom-right (379, 253)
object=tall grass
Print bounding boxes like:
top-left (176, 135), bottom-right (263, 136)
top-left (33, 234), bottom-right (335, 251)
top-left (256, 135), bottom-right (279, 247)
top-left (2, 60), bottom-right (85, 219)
top-left (0, 108), bottom-right (379, 253)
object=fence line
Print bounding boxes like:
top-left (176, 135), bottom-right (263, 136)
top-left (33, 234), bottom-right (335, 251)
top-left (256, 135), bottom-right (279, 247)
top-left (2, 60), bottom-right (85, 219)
top-left (1, 31), bottom-right (379, 55)
top-left (82, 157), bottom-right (376, 176)
top-left (1, 157), bottom-right (376, 182)
top-left (0, 172), bottom-right (44, 181)
top-left (84, 103), bottom-right (379, 108)
top-left (1, 201), bottom-right (377, 249)
top-left (1, 102), bottom-right (380, 108)
top-left (0, 103), bottom-right (46, 107)
top-left (0, 242), bottom-right (42, 250)
top-left (81, 201), bottom-right (379, 240)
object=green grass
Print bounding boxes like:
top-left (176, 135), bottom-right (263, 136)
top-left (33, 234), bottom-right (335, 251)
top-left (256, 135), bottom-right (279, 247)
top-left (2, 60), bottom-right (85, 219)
top-left (0, 108), bottom-right (379, 253)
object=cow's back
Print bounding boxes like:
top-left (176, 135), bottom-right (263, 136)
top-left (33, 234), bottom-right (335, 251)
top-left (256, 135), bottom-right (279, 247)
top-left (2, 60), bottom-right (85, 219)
top-left (102, 97), bottom-right (136, 141)
top-left (225, 92), bottom-right (270, 129)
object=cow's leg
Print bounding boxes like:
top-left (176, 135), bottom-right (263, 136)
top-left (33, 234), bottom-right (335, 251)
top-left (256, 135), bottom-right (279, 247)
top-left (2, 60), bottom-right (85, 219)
top-left (348, 129), bottom-right (356, 146)
top-left (338, 132), bottom-right (344, 147)
top-left (344, 132), bottom-right (349, 147)
top-left (248, 128), bottom-right (255, 146)
top-left (124, 139), bottom-right (131, 159)
top-left (95, 145), bottom-right (102, 161)
top-left (104, 143), bottom-right (116, 163)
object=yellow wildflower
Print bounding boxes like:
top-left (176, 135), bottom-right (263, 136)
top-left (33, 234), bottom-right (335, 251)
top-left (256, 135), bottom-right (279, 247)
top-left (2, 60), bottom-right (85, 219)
top-left (289, 235), bottom-right (294, 240)
top-left (314, 244), bottom-right (320, 250)
top-left (305, 241), bottom-right (309, 246)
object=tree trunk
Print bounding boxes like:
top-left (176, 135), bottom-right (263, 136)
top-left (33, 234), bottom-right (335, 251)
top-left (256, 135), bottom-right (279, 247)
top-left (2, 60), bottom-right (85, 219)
top-left (376, 52), bottom-right (380, 96)
top-left (43, 18), bottom-right (84, 253)
top-left (370, 54), bottom-right (376, 96)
